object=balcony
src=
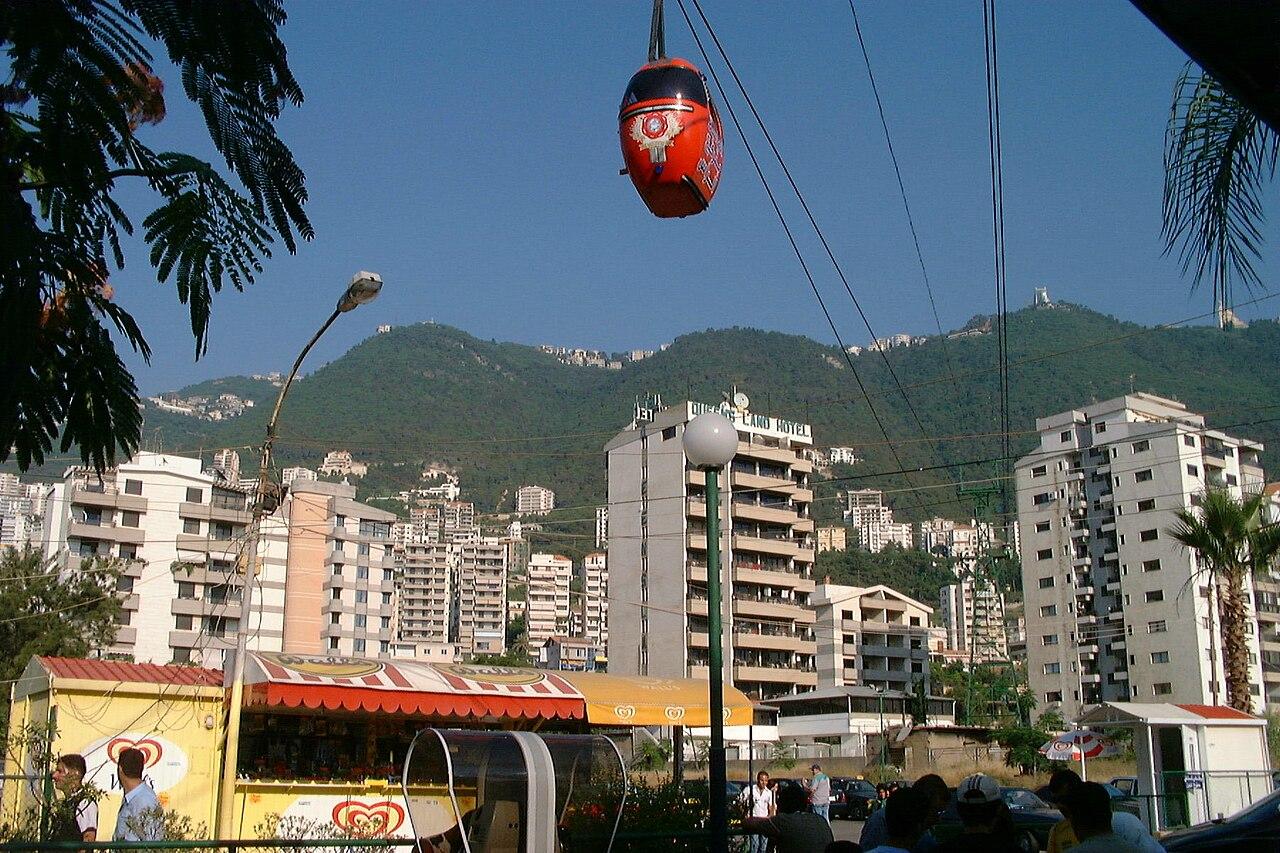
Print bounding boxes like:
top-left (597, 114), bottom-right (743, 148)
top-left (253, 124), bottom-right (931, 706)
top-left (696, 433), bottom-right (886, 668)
top-left (68, 519), bottom-right (146, 544)
top-left (731, 501), bottom-right (799, 525)
top-left (735, 596), bottom-right (810, 621)
top-left (69, 485), bottom-right (146, 512)
top-left (730, 470), bottom-right (795, 493)
top-left (732, 534), bottom-right (800, 557)
top-left (735, 441), bottom-right (801, 467)
top-left (734, 664), bottom-right (817, 685)
top-left (732, 564), bottom-right (813, 591)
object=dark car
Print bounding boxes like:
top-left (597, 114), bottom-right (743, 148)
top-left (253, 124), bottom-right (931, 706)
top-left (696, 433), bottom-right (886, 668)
top-left (831, 778), bottom-right (879, 820)
top-left (1162, 790), bottom-right (1280, 852)
top-left (932, 786), bottom-right (1062, 853)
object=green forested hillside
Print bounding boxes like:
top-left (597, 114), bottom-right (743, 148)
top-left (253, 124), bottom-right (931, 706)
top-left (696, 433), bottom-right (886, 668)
top-left (129, 304), bottom-right (1280, 530)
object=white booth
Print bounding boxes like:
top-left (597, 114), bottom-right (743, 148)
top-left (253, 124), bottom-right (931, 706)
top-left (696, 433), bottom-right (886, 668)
top-left (1077, 702), bottom-right (1272, 830)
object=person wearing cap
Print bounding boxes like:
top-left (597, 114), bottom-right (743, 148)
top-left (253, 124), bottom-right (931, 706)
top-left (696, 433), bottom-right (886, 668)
top-left (1047, 778), bottom-right (1163, 853)
top-left (933, 773), bottom-right (1021, 853)
top-left (806, 763), bottom-right (832, 822)
top-left (1056, 782), bottom-right (1143, 853)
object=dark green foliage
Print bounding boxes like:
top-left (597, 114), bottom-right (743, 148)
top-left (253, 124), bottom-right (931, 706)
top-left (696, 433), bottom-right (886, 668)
top-left (993, 723), bottom-right (1057, 775)
top-left (2, 0), bottom-right (308, 472)
top-left (815, 543), bottom-right (955, 605)
top-left (0, 548), bottom-right (123, 725)
top-left (116, 304), bottom-right (1280, 526)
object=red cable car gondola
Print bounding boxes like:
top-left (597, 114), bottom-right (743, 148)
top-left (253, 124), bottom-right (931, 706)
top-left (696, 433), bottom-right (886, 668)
top-left (620, 1), bottom-right (724, 218)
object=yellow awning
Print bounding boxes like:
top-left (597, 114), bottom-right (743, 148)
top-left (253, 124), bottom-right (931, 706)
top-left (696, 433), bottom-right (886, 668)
top-left (555, 671), bottom-right (754, 726)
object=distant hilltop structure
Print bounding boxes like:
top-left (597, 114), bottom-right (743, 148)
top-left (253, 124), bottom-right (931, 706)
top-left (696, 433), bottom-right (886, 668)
top-left (319, 450), bottom-right (368, 478)
top-left (1032, 286), bottom-right (1054, 308)
top-left (537, 343), bottom-right (669, 369)
top-left (376, 324), bottom-right (393, 334)
top-left (146, 391), bottom-right (255, 421)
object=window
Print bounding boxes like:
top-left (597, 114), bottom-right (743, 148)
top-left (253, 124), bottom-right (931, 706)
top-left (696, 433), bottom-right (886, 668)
top-left (1039, 576), bottom-right (1055, 589)
top-left (331, 612), bottom-right (341, 625)
top-left (1037, 548), bottom-right (1054, 561)
top-left (1060, 430), bottom-right (1071, 443)
top-left (332, 564), bottom-right (343, 577)
top-left (335, 514), bottom-right (346, 528)
top-left (182, 518), bottom-right (200, 535)
top-left (1044, 663), bottom-right (1061, 674)
top-left (1140, 529), bottom-right (1159, 542)
top-left (1036, 521), bottom-right (1051, 533)
top-left (331, 588), bottom-right (342, 600)
top-left (1040, 605), bottom-right (1058, 617)
top-left (381, 592), bottom-right (392, 605)
top-left (1046, 691), bottom-right (1063, 703)
top-left (1226, 473), bottom-right (1238, 486)
top-left (1135, 469), bottom-right (1153, 483)
top-left (119, 544), bottom-right (138, 560)
top-left (356, 590), bottom-right (368, 604)
top-left (177, 582), bottom-right (196, 600)
top-left (1137, 499), bottom-right (1155, 512)
top-left (1042, 634), bottom-right (1059, 646)
top-left (1031, 465), bottom-right (1047, 478)
top-left (380, 640), bottom-right (390, 654)
top-left (353, 639), bottom-right (366, 654)
top-left (1145, 590), bottom-right (1165, 603)
top-left (381, 616), bottom-right (391, 629)
top-left (212, 522), bottom-right (233, 540)
top-left (1184, 435), bottom-right (1196, 447)
top-left (175, 614), bottom-right (193, 630)
top-left (333, 540), bottom-right (345, 553)
top-left (124, 478), bottom-right (143, 495)
top-left (1151, 651), bottom-right (1170, 664)
top-left (357, 565), bottom-right (369, 580)
top-left (1142, 559), bottom-right (1161, 572)
top-left (329, 637), bottom-right (339, 651)
top-left (1148, 620), bottom-right (1167, 633)
top-left (120, 510), bottom-right (140, 528)
top-left (355, 614), bottom-right (367, 629)
top-left (358, 542), bottom-right (370, 556)
top-left (185, 487), bottom-right (203, 503)
top-left (172, 648), bottom-right (192, 664)
top-left (1132, 440), bottom-right (1150, 453)
top-left (1034, 492), bottom-right (1053, 506)
top-left (383, 568), bottom-right (394, 582)
top-left (1153, 682), bottom-right (1173, 696)
top-left (1187, 464), bottom-right (1199, 477)
top-left (115, 610), bottom-right (132, 626)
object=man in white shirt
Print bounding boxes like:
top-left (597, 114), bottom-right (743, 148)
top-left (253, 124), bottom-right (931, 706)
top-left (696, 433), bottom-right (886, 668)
top-left (739, 771), bottom-right (775, 853)
top-left (52, 754), bottom-right (97, 843)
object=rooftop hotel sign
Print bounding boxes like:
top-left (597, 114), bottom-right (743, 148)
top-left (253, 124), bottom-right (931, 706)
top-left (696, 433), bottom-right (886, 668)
top-left (687, 401), bottom-right (811, 441)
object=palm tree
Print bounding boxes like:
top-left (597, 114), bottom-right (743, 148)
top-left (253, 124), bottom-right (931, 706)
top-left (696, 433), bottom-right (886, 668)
top-left (1169, 489), bottom-right (1280, 713)
top-left (1163, 65), bottom-right (1278, 328)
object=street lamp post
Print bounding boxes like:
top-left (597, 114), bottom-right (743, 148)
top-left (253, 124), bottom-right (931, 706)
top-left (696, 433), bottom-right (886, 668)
top-left (875, 685), bottom-right (887, 767)
top-left (216, 272), bottom-right (383, 838)
top-left (682, 413), bottom-right (738, 853)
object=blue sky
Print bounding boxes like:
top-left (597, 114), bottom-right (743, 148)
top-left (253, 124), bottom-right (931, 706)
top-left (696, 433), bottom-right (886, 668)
top-left (108, 1), bottom-right (1277, 393)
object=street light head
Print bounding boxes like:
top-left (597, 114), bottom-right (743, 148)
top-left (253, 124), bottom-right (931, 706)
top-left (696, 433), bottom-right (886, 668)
top-left (683, 412), bottom-right (738, 469)
top-left (337, 271), bottom-right (383, 312)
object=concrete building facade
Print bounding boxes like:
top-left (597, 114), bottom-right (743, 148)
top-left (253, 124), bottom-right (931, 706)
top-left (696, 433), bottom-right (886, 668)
top-left (526, 553), bottom-right (572, 649)
top-left (516, 485), bottom-right (556, 515)
top-left (1016, 393), bottom-right (1266, 720)
top-left (606, 398), bottom-right (818, 700)
top-left (812, 583), bottom-right (932, 695)
top-left (939, 580), bottom-right (1009, 663)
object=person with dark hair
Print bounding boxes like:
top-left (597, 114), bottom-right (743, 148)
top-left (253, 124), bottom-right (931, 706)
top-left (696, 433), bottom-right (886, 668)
top-left (862, 787), bottom-right (930, 853)
top-left (860, 774), bottom-right (950, 852)
top-left (742, 780), bottom-right (834, 853)
top-left (806, 763), bottom-right (832, 822)
top-left (1037, 768), bottom-right (1082, 805)
top-left (51, 754), bottom-right (97, 843)
top-left (825, 842), bottom-right (862, 853)
top-left (1059, 782), bottom-right (1142, 853)
top-left (740, 770), bottom-right (776, 853)
top-left (1047, 778), bottom-right (1163, 853)
top-left (113, 747), bottom-right (163, 841)
top-left (933, 774), bottom-right (1021, 853)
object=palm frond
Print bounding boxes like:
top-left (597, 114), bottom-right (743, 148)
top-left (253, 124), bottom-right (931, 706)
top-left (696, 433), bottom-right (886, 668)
top-left (1163, 64), bottom-right (1279, 310)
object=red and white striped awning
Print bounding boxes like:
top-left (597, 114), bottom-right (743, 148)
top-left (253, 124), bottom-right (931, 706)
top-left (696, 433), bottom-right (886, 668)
top-left (244, 652), bottom-right (584, 720)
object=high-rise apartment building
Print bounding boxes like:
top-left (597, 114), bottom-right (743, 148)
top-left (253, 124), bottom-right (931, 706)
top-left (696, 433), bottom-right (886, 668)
top-left (812, 583), bottom-right (932, 695)
top-left (397, 534), bottom-right (508, 658)
top-left (398, 542), bottom-right (453, 647)
top-left (526, 553), bottom-right (572, 648)
top-left (211, 449), bottom-right (241, 485)
top-left (573, 552), bottom-right (608, 652)
top-left (281, 467), bottom-right (317, 487)
top-left (606, 398), bottom-right (818, 700)
top-left (816, 526), bottom-right (848, 553)
top-left (595, 506), bottom-right (609, 548)
top-left (0, 474), bottom-right (46, 552)
top-left (42, 455), bottom-right (397, 665)
top-left (516, 486), bottom-right (556, 515)
top-left (939, 581), bottom-right (1009, 663)
top-left (454, 535), bottom-right (508, 657)
top-left (1016, 393), bottom-right (1266, 720)
top-left (1257, 486), bottom-right (1280, 711)
top-left (843, 489), bottom-right (913, 552)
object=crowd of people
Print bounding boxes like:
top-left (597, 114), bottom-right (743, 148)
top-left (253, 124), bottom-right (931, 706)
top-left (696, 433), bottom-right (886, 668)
top-left (50, 748), bottom-right (166, 844)
top-left (738, 766), bottom-right (1167, 853)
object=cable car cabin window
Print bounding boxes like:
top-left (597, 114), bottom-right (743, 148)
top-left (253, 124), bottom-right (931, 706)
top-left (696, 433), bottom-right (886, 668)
top-left (622, 66), bottom-right (707, 110)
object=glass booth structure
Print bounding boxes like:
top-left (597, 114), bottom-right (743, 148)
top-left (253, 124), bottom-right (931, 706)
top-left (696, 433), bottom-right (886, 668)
top-left (403, 729), bottom-right (625, 853)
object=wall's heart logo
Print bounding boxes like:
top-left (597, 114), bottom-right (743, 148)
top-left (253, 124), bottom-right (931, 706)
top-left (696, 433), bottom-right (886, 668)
top-left (614, 704), bottom-right (636, 720)
top-left (105, 737), bottom-right (163, 767)
top-left (664, 706), bottom-right (686, 722)
top-left (331, 800), bottom-right (405, 836)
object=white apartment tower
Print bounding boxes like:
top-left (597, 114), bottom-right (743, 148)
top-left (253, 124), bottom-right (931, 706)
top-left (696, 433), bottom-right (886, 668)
top-left (575, 552), bottom-right (609, 650)
top-left (1016, 393), bottom-right (1266, 720)
top-left (812, 583), bottom-right (933, 694)
top-left (606, 398), bottom-right (818, 700)
top-left (398, 535), bottom-right (507, 658)
top-left (526, 553), bottom-right (572, 648)
top-left (211, 448), bottom-right (241, 485)
top-left (939, 581), bottom-right (1009, 663)
top-left (455, 536), bottom-right (508, 657)
top-left (844, 489), bottom-right (913, 552)
top-left (517, 486), bottom-right (556, 516)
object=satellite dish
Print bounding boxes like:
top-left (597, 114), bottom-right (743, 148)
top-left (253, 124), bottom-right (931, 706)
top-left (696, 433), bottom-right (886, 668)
top-left (733, 391), bottom-right (750, 409)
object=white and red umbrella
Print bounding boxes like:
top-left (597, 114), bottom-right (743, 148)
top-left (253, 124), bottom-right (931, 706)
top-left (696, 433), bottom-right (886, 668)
top-left (1039, 730), bottom-right (1120, 761)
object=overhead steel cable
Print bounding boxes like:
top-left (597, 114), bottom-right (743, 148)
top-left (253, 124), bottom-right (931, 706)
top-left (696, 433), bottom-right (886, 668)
top-left (846, 0), bottom-right (955, 381)
top-left (680, 0), bottom-right (951, 476)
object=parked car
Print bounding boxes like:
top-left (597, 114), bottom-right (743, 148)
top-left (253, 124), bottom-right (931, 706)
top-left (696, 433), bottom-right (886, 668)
top-left (831, 778), bottom-right (879, 820)
top-left (1162, 789), bottom-right (1280, 852)
top-left (932, 786), bottom-right (1062, 853)
top-left (1110, 776), bottom-right (1138, 796)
